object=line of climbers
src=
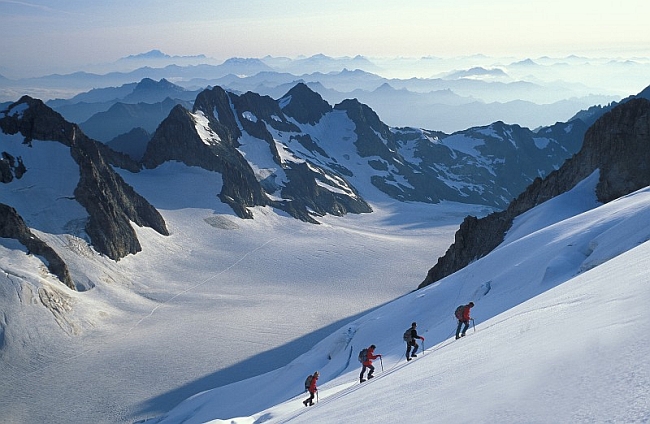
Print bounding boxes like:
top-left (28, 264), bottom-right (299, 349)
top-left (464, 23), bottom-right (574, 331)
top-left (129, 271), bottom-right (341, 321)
top-left (302, 302), bottom-right (475, 406)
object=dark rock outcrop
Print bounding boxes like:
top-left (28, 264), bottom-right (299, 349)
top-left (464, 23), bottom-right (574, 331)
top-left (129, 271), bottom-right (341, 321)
top-left (335, 98), bottom-right (397, 160)
top-left (0, 151), bottom-right (26, 182)
top-left (1, 96), bottom-right (168, 262)
top-left (419, 97), bottom-right (650, 289)
top-left (142, 96), bottom-right (270, 219)
top-left (281, 162), bottom-right (371, 219)
top-left (143, 86), bottom-right (373, 222)
top-left (0, 203), bottom-right (75, 290)
top-left (71, 133), bottom-right (169, 259)
top-left (280, 82), bottom-right (333, 125)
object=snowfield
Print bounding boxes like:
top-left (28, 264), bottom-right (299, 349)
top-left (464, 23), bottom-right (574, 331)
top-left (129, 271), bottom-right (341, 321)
top-left (0, 153), bottom-right (487, 423)
top-left (1, 131), bottom-right (649, 423)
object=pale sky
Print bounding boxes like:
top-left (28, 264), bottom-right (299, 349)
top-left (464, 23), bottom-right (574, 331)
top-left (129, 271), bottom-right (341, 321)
top-left (1, 0), bottom-right (649, 77)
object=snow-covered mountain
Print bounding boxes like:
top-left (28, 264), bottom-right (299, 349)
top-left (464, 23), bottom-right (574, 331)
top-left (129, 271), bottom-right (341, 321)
top-left (421, 96), bottom-right (650, 288)
top-left (1, 82), bottom-right (649, 423)
top-left (0, 113), bottom-right (490, 422)
top-left (1, 81), bottom-right (588, 284)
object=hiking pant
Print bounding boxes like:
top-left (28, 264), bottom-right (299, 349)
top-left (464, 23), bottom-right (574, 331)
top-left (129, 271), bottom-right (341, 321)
top-left (456, 320), bottom-right (469, 338)
top-left (360, 364), bottom-right (375, 379)
top-left (406, 340), bottom-right (419, 357)
top-left (304, 390), bottom-right (316, 405)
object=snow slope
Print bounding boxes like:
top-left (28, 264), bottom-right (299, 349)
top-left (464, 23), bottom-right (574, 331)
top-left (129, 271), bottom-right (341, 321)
top-left (0, 151), bottom-right (488, 424)
top-left (151, 173), bottom-right (650, 423)
top-left (2, 122), bottom-right (649, 423)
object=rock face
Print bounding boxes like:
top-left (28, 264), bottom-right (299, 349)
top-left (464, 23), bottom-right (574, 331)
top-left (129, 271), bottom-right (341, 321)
top-left (280, 82), bottom-right (332, 125)
top-left (419, 97), bottom-right (650, 289)
top-left (0, 203), bottom-right (75, 290)
top-left (1, 96), bottom-right (169, 288)
top-left (588, 98), bottom-right (650, 202)
top-left (143, 86), bottom-right (372, 223)
top-left (71, 132), bottom-right (169, 259)
top-left (142, 83), bottom-right (588, 223)
top-left (0, 151), bottom-right (26, 182)
top-left (142, 93), bottom-right (270, 219)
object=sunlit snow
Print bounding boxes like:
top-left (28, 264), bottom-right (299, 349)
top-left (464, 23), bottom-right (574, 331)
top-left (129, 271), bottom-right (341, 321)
top-left (151, 173), bottom-right (650, 424)
top-left (1, 134), bottom-right (649, 424)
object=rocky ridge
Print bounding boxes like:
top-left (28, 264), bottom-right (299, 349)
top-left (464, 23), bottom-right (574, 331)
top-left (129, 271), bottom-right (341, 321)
top-left (1, 96), bottom-right (169, 288)
top-left (419, 97), bottom-right (650, 288)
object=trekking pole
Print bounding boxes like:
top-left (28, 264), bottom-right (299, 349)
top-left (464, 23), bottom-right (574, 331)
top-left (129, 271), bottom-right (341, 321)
top-left (422, 339), bottom-right (425, 355)
top-left (380, 356), bottom-right (384, 372)
top-left (316, 391), bottom-right (319, 404)
top-left (471, 318), bottom-right (476, 333)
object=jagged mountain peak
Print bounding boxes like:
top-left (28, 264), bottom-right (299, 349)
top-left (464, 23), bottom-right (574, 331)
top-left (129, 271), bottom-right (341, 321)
top-left (2, 95), bottom-right (77, 146)
top-left (145, 84), bottom-right (371, 223)
top-left (334, 97), bottom-right (389, 139)
top-left (164, 82), bottom-right (586, 215)
top-left (133, 77), bottom-right (183, 91)
top-left (278, 82), bottom-right (332, 125)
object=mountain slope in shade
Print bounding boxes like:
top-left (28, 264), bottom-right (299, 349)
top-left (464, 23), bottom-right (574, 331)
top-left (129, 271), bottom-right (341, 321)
top-left (420, 96), bottom-right (650, 289)
top-left (0, 96), bottom-right (168, 286)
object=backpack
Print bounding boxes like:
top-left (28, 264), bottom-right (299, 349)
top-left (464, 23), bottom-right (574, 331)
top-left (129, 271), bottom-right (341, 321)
top-left (403, 328), bottom-right (413, 342)
top-left (304, 375), bottom-right (313, 391)
top-left (358, 348), bottom-right (368, 363)
top-left (454, 305), bottom-right (465, 320)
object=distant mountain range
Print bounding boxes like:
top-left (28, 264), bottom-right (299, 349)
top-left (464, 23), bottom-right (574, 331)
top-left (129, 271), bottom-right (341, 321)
top-left (39, 75), bottom-right (610, 156)
top-left (121, 49), bottom-right (208, 61)
top-left (1, 53), bottom-right (632, 133)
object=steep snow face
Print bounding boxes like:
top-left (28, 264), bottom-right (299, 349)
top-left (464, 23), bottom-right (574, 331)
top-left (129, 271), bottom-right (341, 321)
top-left (192, 110), bottom-right (222, 146)
top-left (237, 130), bottom-right (289, 195)
top-left (152, 178), bottom-right (650, 424)
top-left (0, 134), bottom-right (87, 233)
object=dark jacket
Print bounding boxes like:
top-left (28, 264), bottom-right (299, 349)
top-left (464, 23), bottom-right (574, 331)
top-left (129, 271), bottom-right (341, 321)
top-left (408, 327), bottom-right (423, 342)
